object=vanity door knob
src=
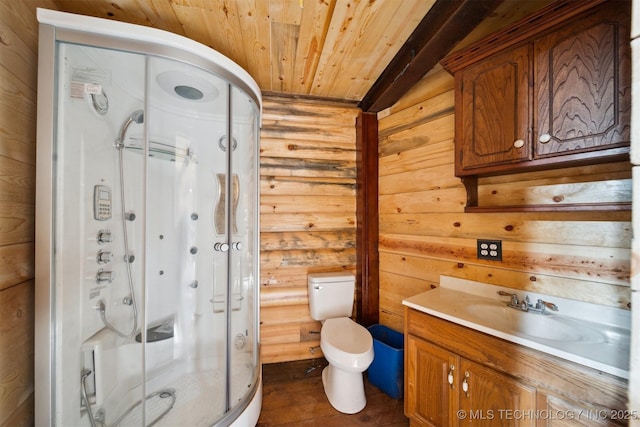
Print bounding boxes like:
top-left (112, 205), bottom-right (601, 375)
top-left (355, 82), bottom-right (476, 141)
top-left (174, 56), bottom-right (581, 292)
top-left (447, 365), bottom-right (455, 388)
top-left (513, 139), bottom-right (525, 149)
top-left (539, 133), bottom-right (551, 144)
top-left (462, 371), bottom-right (470, 396)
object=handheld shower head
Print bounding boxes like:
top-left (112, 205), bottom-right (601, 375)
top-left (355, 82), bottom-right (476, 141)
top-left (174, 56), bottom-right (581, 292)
top-left (130, 110), bottom-right (144, 124)
top-left (115, 109), bottom-right (144, 148)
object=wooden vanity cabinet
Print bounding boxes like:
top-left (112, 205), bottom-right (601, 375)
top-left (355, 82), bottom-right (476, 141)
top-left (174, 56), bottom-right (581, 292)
top-left (407, 334), bottom-right (535, 427)
top-left (404, 307), bottom-right (629, 427)
top-left (442, 0), bottom-right (630, 178)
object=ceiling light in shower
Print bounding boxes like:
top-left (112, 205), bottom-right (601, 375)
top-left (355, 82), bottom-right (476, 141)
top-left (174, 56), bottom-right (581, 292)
top-left (156, 71), bottom-right (219, 102)
top-left (174, 85), bottom-right (204, 100)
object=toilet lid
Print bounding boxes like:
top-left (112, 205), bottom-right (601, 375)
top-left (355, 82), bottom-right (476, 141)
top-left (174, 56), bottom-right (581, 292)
top-left (321, 317), bottom-right (373, 356)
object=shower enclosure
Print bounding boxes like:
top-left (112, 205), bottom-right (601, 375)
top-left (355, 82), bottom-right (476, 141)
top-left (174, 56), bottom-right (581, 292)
top-left (35, 9), bottom-right (261, 426)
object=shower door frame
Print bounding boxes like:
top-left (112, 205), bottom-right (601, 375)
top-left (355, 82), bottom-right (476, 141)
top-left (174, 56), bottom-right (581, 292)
top-left (35, 9), bottom-right (261, 426)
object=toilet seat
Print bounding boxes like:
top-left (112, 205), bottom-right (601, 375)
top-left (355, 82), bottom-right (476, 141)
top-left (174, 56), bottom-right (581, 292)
top-left (321, 317), bottom-right (373, 372)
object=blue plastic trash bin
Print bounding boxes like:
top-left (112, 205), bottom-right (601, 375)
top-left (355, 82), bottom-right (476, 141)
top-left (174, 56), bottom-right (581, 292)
top-left (367, 324), bottom-right (404, 399)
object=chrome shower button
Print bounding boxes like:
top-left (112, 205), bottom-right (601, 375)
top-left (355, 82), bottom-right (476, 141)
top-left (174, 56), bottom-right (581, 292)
top-left (96, 250), bottom-right (112, 264)
top-left (97, 229), bottom-right (112, 244)
top-left (96, 269), bottom-right (114, 284)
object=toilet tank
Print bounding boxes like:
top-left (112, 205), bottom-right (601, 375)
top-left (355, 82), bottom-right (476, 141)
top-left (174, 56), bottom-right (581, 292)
top-left (308, 272), bottom-right (355, 321)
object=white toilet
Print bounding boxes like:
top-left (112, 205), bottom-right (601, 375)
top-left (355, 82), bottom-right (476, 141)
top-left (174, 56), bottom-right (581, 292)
top-left (308, 272), bottom-right (374, 414)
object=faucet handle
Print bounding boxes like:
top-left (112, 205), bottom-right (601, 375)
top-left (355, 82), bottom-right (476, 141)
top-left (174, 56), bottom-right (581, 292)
top-left (536, 299), bottom-right (559, 312)
top-left (497, 290), bottom-right (519, 306)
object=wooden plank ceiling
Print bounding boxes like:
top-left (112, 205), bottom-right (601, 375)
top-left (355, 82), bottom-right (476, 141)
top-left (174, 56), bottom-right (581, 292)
top-left (49, 0), bottom-right (438, 103)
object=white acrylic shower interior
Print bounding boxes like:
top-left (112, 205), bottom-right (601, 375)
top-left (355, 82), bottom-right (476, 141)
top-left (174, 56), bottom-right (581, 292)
top-left (50, 40), bottom-right (258, 426)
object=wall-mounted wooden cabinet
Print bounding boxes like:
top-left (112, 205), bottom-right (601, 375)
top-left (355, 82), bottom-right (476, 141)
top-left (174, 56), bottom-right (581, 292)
top-left (534, 6), bottom-right (630, 162)
top-left (442, 0), bottom-right (631, 211)
top-left (457, 44), bottom-right (532, 172)
top-left (404, 307), bottom-right (628, 427)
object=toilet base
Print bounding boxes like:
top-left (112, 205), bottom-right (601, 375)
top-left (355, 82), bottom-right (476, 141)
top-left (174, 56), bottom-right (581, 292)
top-left (321, 364), bottom-right (367, 414)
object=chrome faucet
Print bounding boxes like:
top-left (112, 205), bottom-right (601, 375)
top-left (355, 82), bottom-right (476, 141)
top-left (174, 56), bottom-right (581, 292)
top-left (535, 299), bottom-right (559, 313)
top-left (497, 290), bottom-right (520, 307)
top-left (497, 291), bottom-right (558, 315)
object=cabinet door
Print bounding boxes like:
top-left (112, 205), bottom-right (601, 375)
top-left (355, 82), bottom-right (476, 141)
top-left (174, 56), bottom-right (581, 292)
top-left (458, 44), bottom-right (531, 173)
top-left (534, 2), bottom-right (630, 158)
top-left (406, 335), bottom-right (457, 427)
top-left (457, 359), bottom-right (536, 427)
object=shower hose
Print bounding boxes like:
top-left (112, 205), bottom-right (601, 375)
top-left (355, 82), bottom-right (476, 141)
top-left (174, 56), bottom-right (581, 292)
top-left (98, 137), bottom-right (139, 339)
top-left (81, 369), bottom-right (103, 427)
top-left (81, 368), bottom-right (176, 427)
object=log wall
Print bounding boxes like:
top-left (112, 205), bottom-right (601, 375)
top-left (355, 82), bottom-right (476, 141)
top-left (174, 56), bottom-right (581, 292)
top-left (377, 0), bottom-right (632, 333)
top-left (1, 1), bottom-right (634, 423)
top-left (0, 4), bottom-right (362, 419)
top-left (259, 95), bottom-right (360, 363)
top-left (0, 2), bottom-right (56, 426)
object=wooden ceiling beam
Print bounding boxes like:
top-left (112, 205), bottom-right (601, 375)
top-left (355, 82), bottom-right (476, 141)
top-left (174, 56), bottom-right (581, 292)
top-left (358, 0), bottom-right (504, 113)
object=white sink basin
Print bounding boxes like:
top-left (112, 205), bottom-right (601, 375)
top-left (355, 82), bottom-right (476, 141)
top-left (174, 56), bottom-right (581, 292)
top-left (402, 276), bottom-right (631, 379)
top-left (464, 302), bottom-right (606, 343)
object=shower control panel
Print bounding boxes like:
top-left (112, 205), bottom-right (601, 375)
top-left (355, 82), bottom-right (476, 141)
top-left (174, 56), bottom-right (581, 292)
top-left (93, 185), bottom-right (112, 221)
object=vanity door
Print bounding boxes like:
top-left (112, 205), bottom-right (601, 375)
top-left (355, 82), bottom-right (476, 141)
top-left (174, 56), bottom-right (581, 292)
top-left (406, 335), bottom-right (457, 427)
top-left (456, 358), bottom-right (536, 427)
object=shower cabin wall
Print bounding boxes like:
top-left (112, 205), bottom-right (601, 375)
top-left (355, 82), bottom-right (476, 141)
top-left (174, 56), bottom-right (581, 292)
top-left (56, 44), bottom-right (144, 342)
top-left (36, 9), bottom-right (261, 426)
top-left (53, 44), bottom-right (147, 424)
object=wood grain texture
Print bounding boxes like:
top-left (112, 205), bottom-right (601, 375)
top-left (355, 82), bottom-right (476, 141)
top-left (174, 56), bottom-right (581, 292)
top-left (0, 243), bottom-right (34, 293)
top-left (0, 1), bottom-right (53, 426)
top-left (260, 96), bottom-right (359, 363)
top-left (257, 359), bottom-right (408, 426)
top-left (50, 0), bottom-right (435, 102)
top-left (359, 0), bottom-right (503, 113)
top-left (0, 281), bottom-right (35, 427)
top-left (535, 3), bottom-right (631, 157)
top-left (441, 0), bottom-right (609, 74)
top-left (446, 0), bottom-right (631, 185)
top-left (459, 44), bottom-right (531, 170)
top-left (406, 308), bottom-right (628, 418)
top-left (356, 111), bottom-right (380, 326)
top-left (378, 0), bottom-right (632, 331)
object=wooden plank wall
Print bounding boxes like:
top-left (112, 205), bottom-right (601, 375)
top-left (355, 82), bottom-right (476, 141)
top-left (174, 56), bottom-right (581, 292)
top-left (0, 2), bottom-right (58, 426)
top-left (0, 8), bottom-right (361, 423)
top-left (259, 95), bottom-right (360, 363)
top-left (376, 1), bottom-right (632, 333)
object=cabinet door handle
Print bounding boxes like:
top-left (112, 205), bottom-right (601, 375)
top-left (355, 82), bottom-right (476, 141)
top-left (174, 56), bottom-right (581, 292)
top-left (513, 139), bottom-right (525, 149)
top-left (462, 371), bottom-right (470, 397)
top-left (539, 133), bottom-right (551, 144)
top-left (447, 365), bottom-right (455, 389)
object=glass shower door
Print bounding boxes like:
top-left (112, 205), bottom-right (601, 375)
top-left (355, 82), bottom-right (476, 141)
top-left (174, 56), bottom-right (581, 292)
top-left (228, 86), bottom-right (260, 409)
top-left (143, 56), bottom-right (231, 425)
